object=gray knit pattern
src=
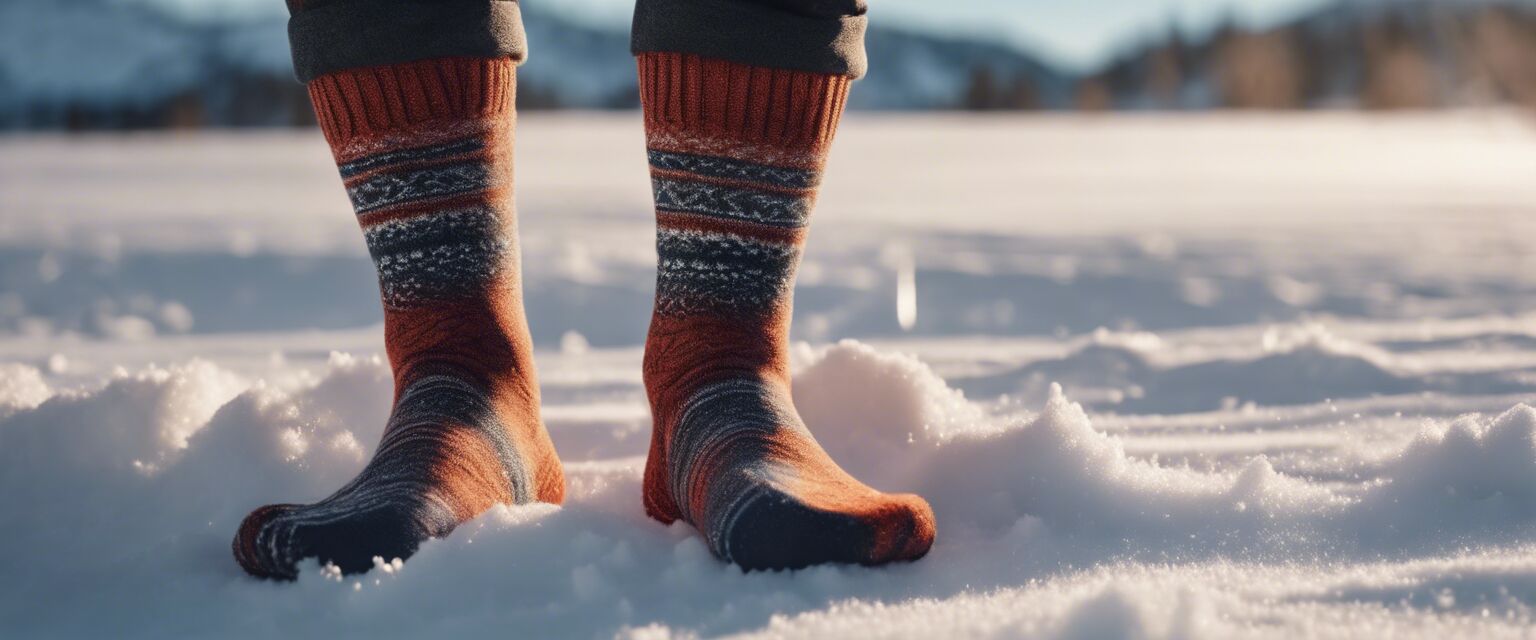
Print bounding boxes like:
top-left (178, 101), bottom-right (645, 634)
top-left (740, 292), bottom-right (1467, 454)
top-left (341, 134), bottom-right (514, 309)
top-left (649, 147), bottom-right (821, 316)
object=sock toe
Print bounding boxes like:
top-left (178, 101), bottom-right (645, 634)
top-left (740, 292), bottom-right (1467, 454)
top-left (722, 489), bottom-right (936, 571)
top-left (300, 503), bottom-right (436, 574)
top-left (234, 500), bottom-right (446, 580)
top-left (882, 493), bottom-right (937, 563)
top-left (233, 504), bottom-right (300, 580)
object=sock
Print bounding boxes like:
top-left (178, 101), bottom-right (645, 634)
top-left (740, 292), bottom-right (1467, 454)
top-left (233, 57), bottom-right (564, 579)
top-left (637, 52), bottom-right (936, 570)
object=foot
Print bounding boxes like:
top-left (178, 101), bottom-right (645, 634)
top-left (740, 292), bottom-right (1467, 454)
top-left (643, 318), bottom-right (936, 571)
top-left (234, 356), bottom-right (564, 579)
top-left (233, 57), bottom-right (562, 579)
top-left (636, 53), bottom-right (935, 570)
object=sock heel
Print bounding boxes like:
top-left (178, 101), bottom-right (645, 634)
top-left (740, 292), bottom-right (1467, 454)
top-left (642, 423), bottom-right (684, 523)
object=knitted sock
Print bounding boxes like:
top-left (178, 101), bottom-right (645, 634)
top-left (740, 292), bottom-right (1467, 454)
top-left (637, 53), bottom-right (936, 571)
top-left (233, 57), bottom-right (564, 579)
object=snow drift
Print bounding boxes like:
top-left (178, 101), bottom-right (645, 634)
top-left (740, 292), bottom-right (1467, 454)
top-left (2, 340), bottom-right (1533, 637)
top-left (964, 324), bottom-right (1536, 413)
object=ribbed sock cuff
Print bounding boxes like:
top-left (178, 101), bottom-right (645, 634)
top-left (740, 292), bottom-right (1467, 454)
top-left (307, 57), bottom-right (517, 152)
top-left (637, 52), bottom-right (851, 157)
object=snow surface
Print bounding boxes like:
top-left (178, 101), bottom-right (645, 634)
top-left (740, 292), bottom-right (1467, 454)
top-left (4, 112), bottom-right (1536, 637)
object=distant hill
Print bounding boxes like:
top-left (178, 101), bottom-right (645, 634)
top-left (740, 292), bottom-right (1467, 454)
top-left (0, 0), bottom-right (1070, 130)
top-left (1079, 0), bottom-right (1536, 110)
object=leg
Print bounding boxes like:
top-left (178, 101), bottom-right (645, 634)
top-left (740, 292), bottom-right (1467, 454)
top-left (631, 0), bottom-right (869, 77)
top-left (633, 0), bottom-right (936, 570)
top-left (233, 0), bottom-right (563, 579)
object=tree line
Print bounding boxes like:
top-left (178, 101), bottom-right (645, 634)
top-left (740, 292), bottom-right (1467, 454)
top-left (964, 1), bottom-right (1536, 111)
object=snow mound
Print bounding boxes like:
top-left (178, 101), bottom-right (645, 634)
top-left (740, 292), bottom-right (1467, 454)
top-left (0, 363), bottom-right (50, 416)
top-left (1386, 404), bottom-right (1536, 505)
top-left (793, 340), bottom-right (992, 479)
top-left (1, 360), bottom-right (244, 478)
top-left (1354, 404), bottom-right (1536, 541)
top-left (796, 341), bottom-right (1339, 544)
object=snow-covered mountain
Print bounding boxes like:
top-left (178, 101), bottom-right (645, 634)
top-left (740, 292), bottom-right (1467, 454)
top-left (0, 0), bottom-right (1068, 130)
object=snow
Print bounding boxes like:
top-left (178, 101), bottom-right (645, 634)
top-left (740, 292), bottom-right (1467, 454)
top-left (4, 112), bottom-right (1536, 637)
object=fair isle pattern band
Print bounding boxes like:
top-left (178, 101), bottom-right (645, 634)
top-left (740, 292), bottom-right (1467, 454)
top-left (655, 228), bottom-right (800, 316)
top-left (340, 133), bottom-right (502, 215)
top-left (338, 132), bottom-right (511, 309)
top-left (245, 373), bottom-right (531, 577)
top-left (348, 162), bottom-right (496, 214)
top-left (647, 150), bottom-right (822, 190)
top-left (338, 138), bottom-right (486, 178)
top-left (363, 206), bottom-right (512, 308)
top-left (652, 179), bottom-right (811, 228)
top-left (649, 144), bottom-right (822, 316)
top-left (648, 148), bottom-right (819, 228)
top-left (666, 378), bottom-right (807, 561)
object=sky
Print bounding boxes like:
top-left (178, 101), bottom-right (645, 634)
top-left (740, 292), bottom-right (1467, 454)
top-left (147, 0), bottom-right (1334, 71)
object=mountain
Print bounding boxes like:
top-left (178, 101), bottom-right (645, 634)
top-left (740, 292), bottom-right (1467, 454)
top-left (1078, 0), bottom-right (1536, 110)
top-left (0, 0), bottom-right (305, 129)
top-left (0, 0), bottom-right (1069, 130)
top-left (861, 27), bottom-right (1068, 110)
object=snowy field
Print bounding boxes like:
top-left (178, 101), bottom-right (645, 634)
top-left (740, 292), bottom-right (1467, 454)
top-left (4, 112), bottom-right (1536, 638)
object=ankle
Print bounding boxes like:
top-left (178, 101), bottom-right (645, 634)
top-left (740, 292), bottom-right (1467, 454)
top-left (645, 312), bottom-right (790, 390)
top-left (384, 296), bottom-right (538, 395)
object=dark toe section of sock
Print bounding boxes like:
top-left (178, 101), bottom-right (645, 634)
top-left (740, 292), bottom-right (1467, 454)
top-left (298, 503), bottom-right (431, 575)
top-left (233, 504), bottom-right (300, 580)
top-left (232, 502), bottom-right (439, 580)
top-left (722, 491), bottom-right (936, 571)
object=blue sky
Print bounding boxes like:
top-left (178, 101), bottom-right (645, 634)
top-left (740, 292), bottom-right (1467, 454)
top-left (149, 0), bottom-right (1332, 71)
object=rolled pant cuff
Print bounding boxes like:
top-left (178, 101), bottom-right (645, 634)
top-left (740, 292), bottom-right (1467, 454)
top-left (289, 0), bottom-right (527, 83)
top-left (631, 0), bottom-right (868, 79)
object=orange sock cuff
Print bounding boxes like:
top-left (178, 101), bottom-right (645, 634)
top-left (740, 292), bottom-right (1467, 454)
top-left (636, 52), bottom-right (851, 162)
top-left (306, 57), bottom-right (518, 153)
